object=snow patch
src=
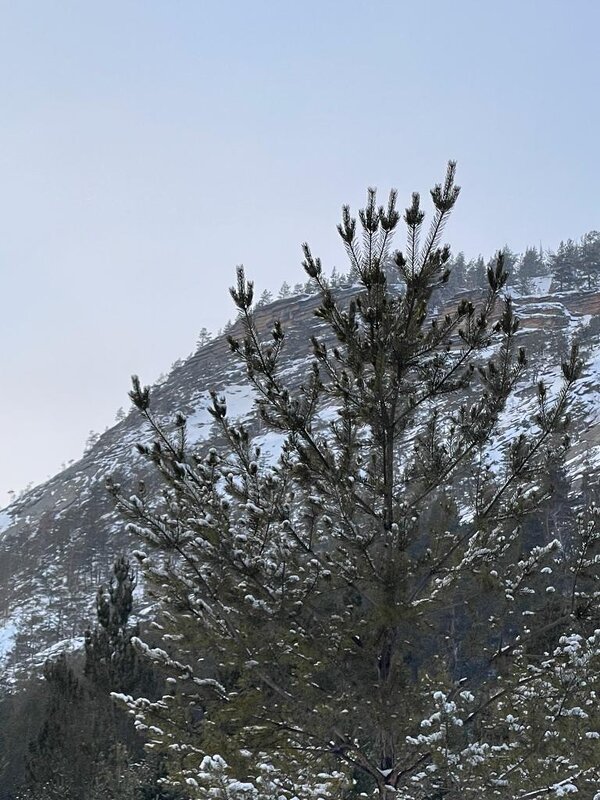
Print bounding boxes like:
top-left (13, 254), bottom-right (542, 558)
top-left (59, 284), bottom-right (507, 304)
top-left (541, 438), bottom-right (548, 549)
top-left (531, 275), bottom-right (552, 295)
top-left (187, 384), bottom-right (257, 445)
top-left (0, 508), bottom-right (14, 535)
top-left (32, 636), bottom-right (85, 666)
top-left (0, 620), bottom-right (17, 661)
top-left (254, 431), bottom-right (287, 465)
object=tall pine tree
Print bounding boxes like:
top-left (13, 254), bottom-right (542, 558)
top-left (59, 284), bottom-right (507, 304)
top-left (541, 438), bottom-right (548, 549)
top-left (112, 163), bottom-right (600, 799)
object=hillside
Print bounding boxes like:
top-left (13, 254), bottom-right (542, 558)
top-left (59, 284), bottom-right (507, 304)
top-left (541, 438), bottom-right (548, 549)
top-left (1, 284), bottom-right (599, 680)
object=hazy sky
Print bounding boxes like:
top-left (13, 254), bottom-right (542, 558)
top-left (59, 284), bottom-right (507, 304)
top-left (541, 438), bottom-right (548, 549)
top-left (1, 1), bottom-right (599, 506)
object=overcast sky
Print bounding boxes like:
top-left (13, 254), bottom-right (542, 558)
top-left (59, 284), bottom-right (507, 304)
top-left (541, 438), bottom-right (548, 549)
top-left (1, 0), bottom-right (599, 506)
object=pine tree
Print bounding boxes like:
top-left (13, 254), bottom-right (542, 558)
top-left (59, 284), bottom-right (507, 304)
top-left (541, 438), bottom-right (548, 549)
top-left (197, 328), bottom-right (212, 350)
top-left (517, 246), bottom-right (546, 293)
top-left (465, 254), bottom-right (486, 289)
top-left (579, 230), bottom-right (600, 290)
top-left (84, 429), bottom-right (101, 455)
top-left (256, 289), bottom-right (273, 307)
top-left (112, 163), bottom-right (600, 799)
top-left (446, 251), bottom-right (468, 291)
top-left (550, 239), bottom-right (580, 292)
top-left (495, 245), bottom-right (518, 276)
top-left (329, 267), bottom-right (342, 288)
top-left (84, 556), bottom-right (140, 693)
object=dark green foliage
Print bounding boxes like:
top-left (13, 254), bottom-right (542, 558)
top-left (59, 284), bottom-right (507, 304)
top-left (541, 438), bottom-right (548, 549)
top-left (551, 239), bottom-right (581, 291)
top-left (85, 555), bottom-right (140, 693)
top-left (12, 558), bottom-right (172, 800)
top-left (548, 232), bottom-right (600, 292)
top-left (579, 230), bottom-right (600, 289)
top-left (24, 655), bottom-right (93, 798)
top-left (0, 680), bottom-right (46, 800)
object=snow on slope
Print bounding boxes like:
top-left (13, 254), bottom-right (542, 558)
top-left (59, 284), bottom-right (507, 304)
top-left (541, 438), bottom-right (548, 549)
top-left (0, 620), bottom-right (17, 661)
top-left (0, 288), bottom-right (598, 677)
top-left (186, 384), bottom-right (257, 445)
top-left (0, 509), bottom-right (14, 537)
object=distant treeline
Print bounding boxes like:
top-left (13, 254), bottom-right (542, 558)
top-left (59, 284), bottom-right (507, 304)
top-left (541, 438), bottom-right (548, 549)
top-left (195, 230), bottom-right (600, 348)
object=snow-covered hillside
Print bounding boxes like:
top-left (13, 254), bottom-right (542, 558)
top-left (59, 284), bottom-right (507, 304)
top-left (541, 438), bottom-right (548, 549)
top-left (1, 286), bottom-right (599, 678)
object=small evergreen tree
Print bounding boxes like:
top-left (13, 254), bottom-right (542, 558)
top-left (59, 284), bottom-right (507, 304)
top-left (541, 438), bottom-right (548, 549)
top-left (329, 267), bottom-right (342, 288)
top-left (550, 239), bottom-right (580, 292)
top-left (256, 290), bottom-right (273, 307)
top-left (84, 556), bottom-right (140, 693)
top-left (496, 245), bottom-right (518, 275)
top-left (113, 164), bottom-right (599, 798)
top-left (465, 254), bottom-right (486, 289)
top-left (517, 246), bottom-right (546, 293)
top-left (579, 230), bottom-right (600, 290)
top-left (196, 328), bottom-right (212, 350)
top-left (84, 429), bottom-right (100, 455)
top-left (446, 250), bottom-right (468, 290)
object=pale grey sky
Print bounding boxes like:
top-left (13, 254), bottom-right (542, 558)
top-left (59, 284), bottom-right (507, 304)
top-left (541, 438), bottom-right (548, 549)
top-left (1, 1), bottom-right (599, 505)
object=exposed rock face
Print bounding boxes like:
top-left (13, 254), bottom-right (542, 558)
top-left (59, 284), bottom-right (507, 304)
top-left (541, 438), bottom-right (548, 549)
top-left (1, 287), bottom-right (598, 677)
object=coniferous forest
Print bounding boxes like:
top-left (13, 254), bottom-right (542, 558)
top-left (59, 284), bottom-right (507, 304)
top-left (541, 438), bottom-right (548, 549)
top-left (2, 164), bottom-right (600, 798)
